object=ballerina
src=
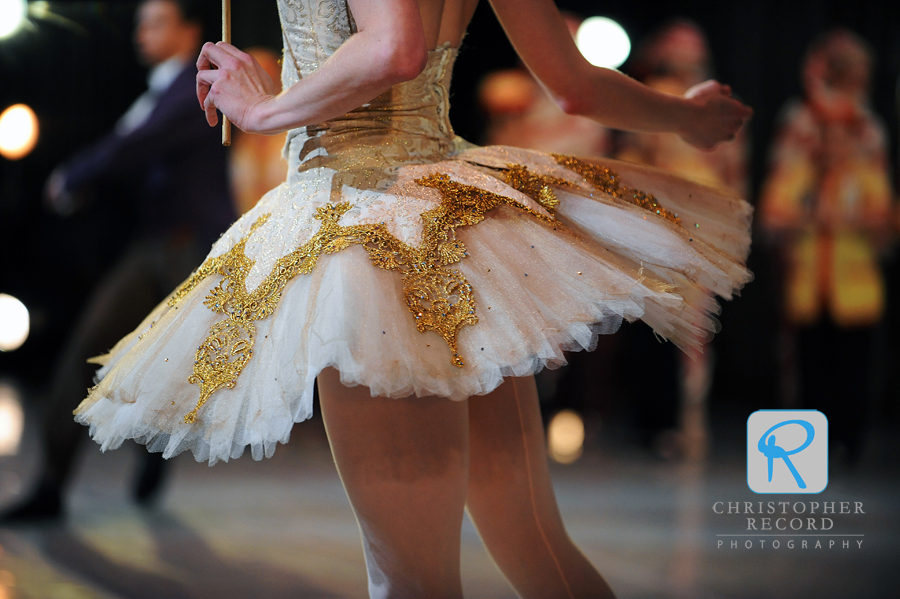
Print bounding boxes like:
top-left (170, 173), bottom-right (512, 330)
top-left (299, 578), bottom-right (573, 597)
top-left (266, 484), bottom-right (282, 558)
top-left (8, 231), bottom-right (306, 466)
top-left (76, 1), bottom-right (753, 596)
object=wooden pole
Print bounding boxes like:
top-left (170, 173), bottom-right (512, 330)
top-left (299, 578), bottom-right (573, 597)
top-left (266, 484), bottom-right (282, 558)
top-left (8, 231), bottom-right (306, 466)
top-left (221, 0), bottom-right (231, 146)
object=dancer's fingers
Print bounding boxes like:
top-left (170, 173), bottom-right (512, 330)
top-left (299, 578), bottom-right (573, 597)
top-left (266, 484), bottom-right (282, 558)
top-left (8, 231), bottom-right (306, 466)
top-left (203, 93), bottom-right (218, 126)
top-left (196, 41), bottom-right (217, 71)
top-left (684, 79), bottom-right (719, 99)
top-left (196, 69), bottom-right (221, 110)
top-left (214, 41), bottom-right (245, 59)
top-left (197, 41), bottom-right (239, 71)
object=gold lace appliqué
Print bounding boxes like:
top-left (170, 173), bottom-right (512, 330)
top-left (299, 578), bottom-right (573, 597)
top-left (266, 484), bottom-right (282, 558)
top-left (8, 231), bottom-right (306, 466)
top-left (501, 164), bottom-right (575, 215)
top-left (552, 155), bottom-right (682, 227)
top-left (169, 172), bottom-right (561, 423)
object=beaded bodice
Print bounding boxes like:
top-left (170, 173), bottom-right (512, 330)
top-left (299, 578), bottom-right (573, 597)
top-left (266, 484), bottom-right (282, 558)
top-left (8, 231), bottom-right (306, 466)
top-left (278, 0), bottom-right (459, 186)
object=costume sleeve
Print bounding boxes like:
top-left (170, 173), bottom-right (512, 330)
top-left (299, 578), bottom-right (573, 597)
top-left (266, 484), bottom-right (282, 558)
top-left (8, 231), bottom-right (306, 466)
top-left (858, 114), bottom-right (893, 217)
top-left (759, 102), bottom-right (816, 231)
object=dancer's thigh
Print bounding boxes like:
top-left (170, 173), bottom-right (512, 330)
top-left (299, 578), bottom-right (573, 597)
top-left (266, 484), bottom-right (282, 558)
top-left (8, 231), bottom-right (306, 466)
top-left (466, 376), bottom-right (569, 551)
top-left (466, 375), bottom-right (614, 598)
top-left (317, 368), bottom-right (468, 598)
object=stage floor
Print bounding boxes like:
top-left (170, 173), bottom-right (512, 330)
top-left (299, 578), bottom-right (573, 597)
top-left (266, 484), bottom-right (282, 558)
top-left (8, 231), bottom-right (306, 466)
top-left (0, 411), bottom-right (897, 599)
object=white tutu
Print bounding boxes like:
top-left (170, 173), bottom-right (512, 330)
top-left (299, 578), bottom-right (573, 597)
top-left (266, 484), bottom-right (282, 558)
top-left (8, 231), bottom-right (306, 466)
top-left (74, 1), bottom-right (753, 465)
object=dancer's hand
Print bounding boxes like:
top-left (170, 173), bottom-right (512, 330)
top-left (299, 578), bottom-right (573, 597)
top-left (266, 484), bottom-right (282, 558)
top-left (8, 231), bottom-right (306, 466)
top-left (196, 42), bottom-right (277, 133)
top-left (679, 80), bottom-right (753, 150)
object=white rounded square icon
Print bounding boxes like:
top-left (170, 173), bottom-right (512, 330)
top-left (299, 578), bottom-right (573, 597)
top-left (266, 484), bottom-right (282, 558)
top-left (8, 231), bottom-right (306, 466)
top-left (747, 410), bottom-right (828, 494)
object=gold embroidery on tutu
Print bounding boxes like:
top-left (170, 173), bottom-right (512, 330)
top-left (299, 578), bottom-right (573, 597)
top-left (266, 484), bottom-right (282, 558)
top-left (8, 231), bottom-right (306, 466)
top-left (169, 172), bottom-right (562, 423)
top-left (502, 164), bottom-right (575, 215)
top-left (552, 155), bottom-right (682, 226)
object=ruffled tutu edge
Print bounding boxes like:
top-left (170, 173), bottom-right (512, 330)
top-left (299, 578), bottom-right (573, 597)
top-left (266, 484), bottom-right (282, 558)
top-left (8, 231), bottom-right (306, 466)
top-left (75, 148), bottom-right (753, 465)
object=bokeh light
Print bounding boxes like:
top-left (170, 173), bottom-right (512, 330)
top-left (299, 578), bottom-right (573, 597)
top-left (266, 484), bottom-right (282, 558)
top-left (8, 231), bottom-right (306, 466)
top-left (0, 382), bottom-right (24, 456)
top-left (0, 0), bottom-right (27, 40)
top-left (576, 16), bottom-right (631, 69)
top-left (548, 409), bottom-right (586, 464)
top-left (29, 1), bottom-right (50, 19)
top-left (0, 294), bottom-right (29, 352)
top-left (0, 104), bottom-right (39, 160)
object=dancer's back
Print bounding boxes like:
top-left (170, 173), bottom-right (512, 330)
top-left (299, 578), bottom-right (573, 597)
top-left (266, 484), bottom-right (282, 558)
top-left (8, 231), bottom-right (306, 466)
top-left (416, 0), bottom-right (480, 48)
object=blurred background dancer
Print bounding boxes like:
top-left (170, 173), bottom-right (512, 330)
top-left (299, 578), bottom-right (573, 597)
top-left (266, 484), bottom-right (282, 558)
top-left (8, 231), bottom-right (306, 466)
top-left (760, 29), bottom-right (894, 465)
top-left (1, 0), bottom-right (234, 522)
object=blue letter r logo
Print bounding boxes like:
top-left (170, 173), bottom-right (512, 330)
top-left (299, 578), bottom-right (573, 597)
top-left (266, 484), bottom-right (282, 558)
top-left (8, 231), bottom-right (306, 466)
top-left (747, 410), bottom-right (828, 494)
top-left (757, 420), bottom-right (815, 489)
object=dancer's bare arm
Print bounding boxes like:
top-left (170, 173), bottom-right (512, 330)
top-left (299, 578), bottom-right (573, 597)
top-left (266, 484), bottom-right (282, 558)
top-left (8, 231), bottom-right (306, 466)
top-left (196, 0), bottom-right (427, 134)
top-left (489, 0), bottom-right (753, 149)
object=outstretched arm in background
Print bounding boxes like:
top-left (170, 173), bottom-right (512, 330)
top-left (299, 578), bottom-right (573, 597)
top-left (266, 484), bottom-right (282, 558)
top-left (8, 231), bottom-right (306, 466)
top-left (488, 0), bottom-right (753, 149)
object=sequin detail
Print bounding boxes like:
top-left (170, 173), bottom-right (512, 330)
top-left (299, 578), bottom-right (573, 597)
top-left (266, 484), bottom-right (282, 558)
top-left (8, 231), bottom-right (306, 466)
top-left (552, 155), bottom-right (682, 226)
top-left (169, 172), bottom-right (562, 423)
top-left (502, 164), bottom-right (575, 215)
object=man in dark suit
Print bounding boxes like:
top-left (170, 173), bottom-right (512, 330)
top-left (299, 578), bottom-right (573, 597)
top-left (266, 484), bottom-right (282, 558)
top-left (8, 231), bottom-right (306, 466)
top-left (2, 0), bottom-right (234, 521)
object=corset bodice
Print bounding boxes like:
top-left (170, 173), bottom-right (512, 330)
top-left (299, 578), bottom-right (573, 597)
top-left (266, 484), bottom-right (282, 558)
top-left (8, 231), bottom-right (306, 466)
top-left (278, 0), bottom-right (459, 184)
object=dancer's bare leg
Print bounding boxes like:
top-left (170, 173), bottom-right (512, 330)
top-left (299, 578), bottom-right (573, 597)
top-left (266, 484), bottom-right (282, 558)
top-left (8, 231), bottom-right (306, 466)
top-left (466, 376), bottom-right (616, 599)
top-left (318, 367), bottom-right (468, 599)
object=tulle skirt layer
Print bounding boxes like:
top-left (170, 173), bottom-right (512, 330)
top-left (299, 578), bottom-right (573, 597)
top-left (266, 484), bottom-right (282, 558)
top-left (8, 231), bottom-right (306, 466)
top-left (75, 146), bottom-right (753, 464)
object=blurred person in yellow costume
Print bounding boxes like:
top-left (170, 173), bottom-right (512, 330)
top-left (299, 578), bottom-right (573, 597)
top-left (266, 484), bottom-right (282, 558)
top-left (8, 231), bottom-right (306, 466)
top-left (228, 47), bottom-right (288, 214)
top-left (616, 20), bottom-right (749, 460)
top-left (760, 29), bottom-right (893, 464)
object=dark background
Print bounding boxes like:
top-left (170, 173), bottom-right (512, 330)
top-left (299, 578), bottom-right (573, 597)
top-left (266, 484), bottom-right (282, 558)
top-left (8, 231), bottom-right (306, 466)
top-left (1, 0), bottom-right (898, 426)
